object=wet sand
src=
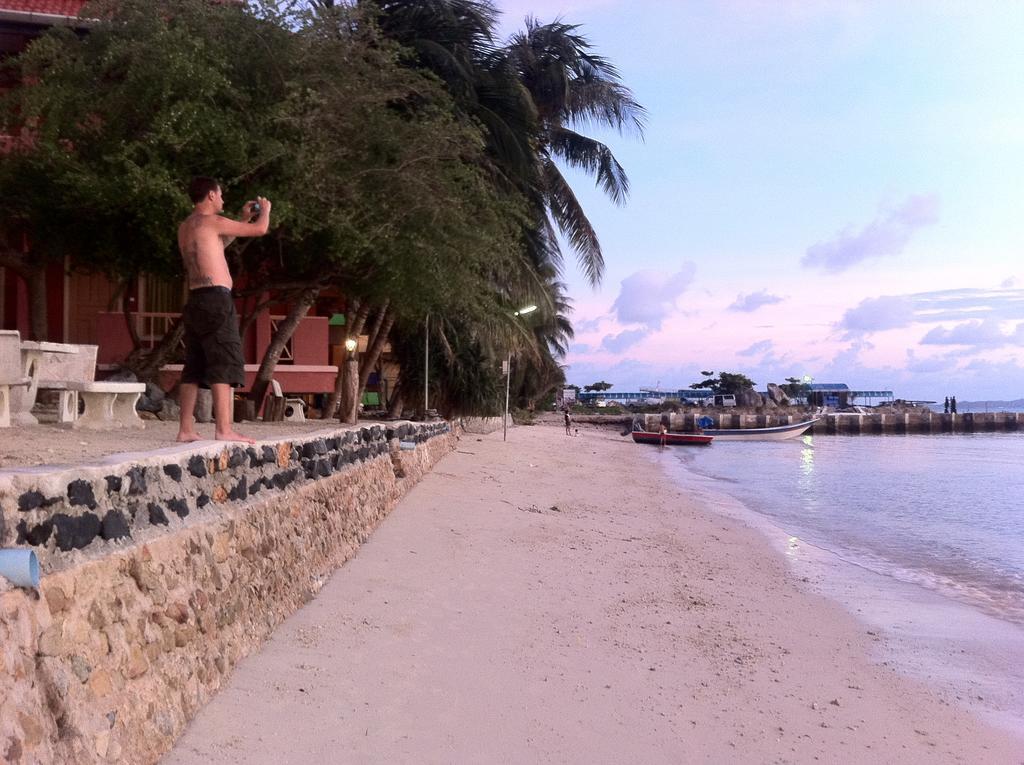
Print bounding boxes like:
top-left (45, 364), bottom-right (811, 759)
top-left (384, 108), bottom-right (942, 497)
top-left (163, 424), bottom-right (1023, 764)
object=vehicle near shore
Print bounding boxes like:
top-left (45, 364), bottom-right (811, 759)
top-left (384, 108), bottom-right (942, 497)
top-left (699, 418), bottom-right (818, 441)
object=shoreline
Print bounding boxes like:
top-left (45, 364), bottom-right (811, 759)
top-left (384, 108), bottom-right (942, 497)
top-left (658, 447), bottom-right (1024, 739)
top-left (166, 424), bottom-right (1023, 763)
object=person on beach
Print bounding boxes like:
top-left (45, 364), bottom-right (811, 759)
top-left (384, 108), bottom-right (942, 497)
top-left (658, 422), bottom-right (668, 448)
top-left (175, 177), bottom-right (271, 445)
top-left (951, 395), bottom-right (958, 414)
top-left (944, 396), bottom-right (950, 414)
top-left (564, 408), bottom-right (572, 436)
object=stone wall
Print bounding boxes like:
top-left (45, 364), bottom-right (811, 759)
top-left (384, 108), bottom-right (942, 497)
top-left (458, 416), bottom-right (506, 435)
top-left (0, 421), bottom-right (455, 764)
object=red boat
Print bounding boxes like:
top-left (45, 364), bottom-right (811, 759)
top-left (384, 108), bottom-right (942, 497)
top-left (631, 430), bottom-right (714, 446)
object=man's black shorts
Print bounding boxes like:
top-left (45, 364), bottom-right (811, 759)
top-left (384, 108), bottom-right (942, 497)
top-left (181, 286), bottom-right (245, 388)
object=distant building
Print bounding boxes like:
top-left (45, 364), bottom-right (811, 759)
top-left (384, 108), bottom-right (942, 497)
top-left (807, 383), bottom-right (894, 408)
top-left (576, 388), bottom-right (714, 406)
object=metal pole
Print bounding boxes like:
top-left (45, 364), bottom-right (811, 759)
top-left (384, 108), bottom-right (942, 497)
top-left (424, 314), bottom-right (429, 416)
top-left (503, 352), bottom-right (511, 442)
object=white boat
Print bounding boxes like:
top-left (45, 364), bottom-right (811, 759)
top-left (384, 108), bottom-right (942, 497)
top-left (699, 418), bottom-right (819, 441)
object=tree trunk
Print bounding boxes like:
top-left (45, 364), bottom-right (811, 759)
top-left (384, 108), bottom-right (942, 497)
top-left (1, 249), bottom-right (48, 340)
top-left (386, 378), bottom-right (404, 418)
top-left (363, 299), bottom-right (390, 351)
top-left (122, 277), bottom-right (142, 350)
top-left (349, 302), bottom-right (371, 339)
top-left (321, 300), bottom-right (371, 419)
top-left (248, 286), bottom-right (319, 413)
top-left (122, 317), bottom-right (185, 383)
top-left (26, 266), bottom-right (48, 342)
top-left (339, 355), bottom-right (360, 425)
top-left (357, 310), bottom-right (393, 397)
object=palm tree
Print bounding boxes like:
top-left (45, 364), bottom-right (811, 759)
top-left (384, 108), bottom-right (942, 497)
top-left (359, 0), bottom-right (539, 189)
top-left (359, 2), bottom-right (645, 288)
top-left (505, 18), bottom-right (646, 286)
top-left (316, 2), bottom-right (644, 412)
top-left (511, 265), bottom-right (575, 409)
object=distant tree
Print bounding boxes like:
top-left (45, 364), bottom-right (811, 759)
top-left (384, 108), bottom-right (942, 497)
top-left (584, 381), bottom-right (613, 392)
top-left (690, 371), bottom-right (755, 394)
top-left (690, 372), bottom-right (718, 391)
top-left (781, 376), bottom-right (811, 398)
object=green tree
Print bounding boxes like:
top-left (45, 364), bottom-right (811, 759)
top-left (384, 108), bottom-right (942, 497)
top-left (2, 0), bottom-right (528, 414)
top-left (690, 371), bottom-right (756, 394)
top-left (354, 1), bottom-right (644, 414)
top-left (584, 381), bottom-right (613, 392)
top-left (0, 0), bottom-right (289, 341)
top-left (781, 376), bottom-right (811, 398)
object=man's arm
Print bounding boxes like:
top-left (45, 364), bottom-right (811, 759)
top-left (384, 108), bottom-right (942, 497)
top-left (216, 197), bottom-right (272, 241)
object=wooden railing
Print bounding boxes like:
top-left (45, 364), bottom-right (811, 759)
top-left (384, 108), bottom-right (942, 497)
top-left (130, 312), bottom-right (184, 350)
top-left (129, 311), bottom-right (292, 361)
top-left (269, 316), bottom-right (293, 362)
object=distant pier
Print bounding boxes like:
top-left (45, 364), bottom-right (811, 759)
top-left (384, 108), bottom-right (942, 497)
top-left (636, 411), bottom-right (1024, 435)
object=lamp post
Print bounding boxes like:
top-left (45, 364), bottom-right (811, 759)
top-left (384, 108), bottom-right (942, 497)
top-left (504, 305), bottom-right (537, 442)
top-left (424, 314), bottom-right (429, 417)
top-left (341, 337), bottom-right (358, 424)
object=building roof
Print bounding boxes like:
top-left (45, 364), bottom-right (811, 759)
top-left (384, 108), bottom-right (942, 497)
top-left (807, 383), bottom-right (850, 391)
top-left (0, 1), bottom-right (86, 15)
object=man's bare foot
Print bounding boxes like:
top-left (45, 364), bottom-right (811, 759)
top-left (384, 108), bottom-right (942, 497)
top-left (215, 430), bottom-right (256, 445)
top-left (176, 431), bottom-right (203, 443)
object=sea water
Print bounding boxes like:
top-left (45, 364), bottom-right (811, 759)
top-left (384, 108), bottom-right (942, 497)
top-left (656, 432), bottom-right (1024, 732)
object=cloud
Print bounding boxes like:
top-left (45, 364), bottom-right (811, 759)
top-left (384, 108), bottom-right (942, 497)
top-left (838, 295), bottom-right (915, 336)
top-left (738, 339), bottom-right (773, 357)
top-left (920, 319), bottom-right (1024, 349)
top-left (728, 290), bottom-right (784, 312)
top-left (912, 287), bottom-right (1024, 322)
top-left (610, 263), bottom-right (697, 330)
top-left (600, 328), bottom-right (650, 353)
top-left (904, 349), bottom-right (960, 375)
top-left (802, 195), bottom-right (940, 273)
top-left (838, 287), bottom-right (1024, 338)
top-left (573, 316), bottom-right (606, 333)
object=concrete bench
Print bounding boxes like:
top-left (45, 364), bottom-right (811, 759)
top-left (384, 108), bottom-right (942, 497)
top-left (37, 344), bottom-right (99, 423)
top-left (0, 376), bottom-right (31, 428)
top-left (12, 340), bottom-right (78, 425)
top-left (0, 330), bottom-right (30, 428)
top-left (70, 381), bottom-right (147, 430)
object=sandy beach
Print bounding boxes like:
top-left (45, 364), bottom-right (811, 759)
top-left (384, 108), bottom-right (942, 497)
top-left (162, 424), bottom-right (1023, 764)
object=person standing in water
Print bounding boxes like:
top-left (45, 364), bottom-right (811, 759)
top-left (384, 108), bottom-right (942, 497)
top-left (175, 177), bottom-right (271, 444)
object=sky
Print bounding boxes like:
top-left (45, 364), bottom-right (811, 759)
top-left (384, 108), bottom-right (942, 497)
top-left (491, 0), bottom-right (1024, 401)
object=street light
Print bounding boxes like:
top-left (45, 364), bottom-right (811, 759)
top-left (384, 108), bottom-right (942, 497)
top-left (424, 314), bottom-right (429, 416)
top-left (340, 338), bottom-right (359, 424)
top-left (504, 305), bottom-right (538, 442)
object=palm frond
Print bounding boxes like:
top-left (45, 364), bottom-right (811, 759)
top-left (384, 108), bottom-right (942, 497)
top-left (548, 127), bottom-right (630, 204)
top-left (542, 158), bottom-right (603, 286)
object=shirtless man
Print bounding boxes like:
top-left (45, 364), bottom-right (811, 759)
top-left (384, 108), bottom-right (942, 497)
top-left (176, 176), bottom-right (271, 444)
